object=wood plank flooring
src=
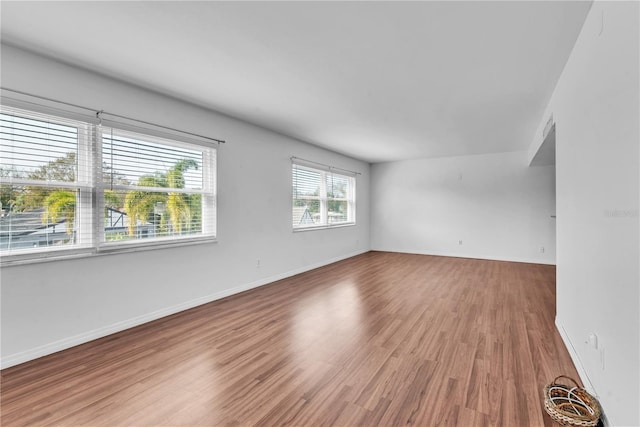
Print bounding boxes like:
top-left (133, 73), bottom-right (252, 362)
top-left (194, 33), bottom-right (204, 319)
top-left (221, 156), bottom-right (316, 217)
top-left (1, 252), bottom-right (579, 426)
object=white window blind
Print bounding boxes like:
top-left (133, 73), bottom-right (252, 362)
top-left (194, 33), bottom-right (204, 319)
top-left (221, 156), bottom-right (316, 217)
top-left (0, 104), bottom-right (217, 260)
top-left (101, 127), bottom-right (216, 245)
top-left (292, 161), bottom-right (355, 229)
top-left (0, 107), bottom-right (93, 252)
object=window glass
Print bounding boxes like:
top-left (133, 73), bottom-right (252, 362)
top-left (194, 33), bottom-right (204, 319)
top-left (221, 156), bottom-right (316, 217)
top-left (292, 162), bottom-right (355, 230)
top-left (0, 105), bottom-right (217, 260)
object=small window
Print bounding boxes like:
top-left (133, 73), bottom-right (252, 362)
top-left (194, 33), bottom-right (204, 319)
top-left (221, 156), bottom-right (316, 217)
top-left (292, 162), bottom-right (355, 230)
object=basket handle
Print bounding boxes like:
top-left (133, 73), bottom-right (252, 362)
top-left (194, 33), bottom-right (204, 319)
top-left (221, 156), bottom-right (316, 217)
top-left (552, 375), bottom-right (581, 388)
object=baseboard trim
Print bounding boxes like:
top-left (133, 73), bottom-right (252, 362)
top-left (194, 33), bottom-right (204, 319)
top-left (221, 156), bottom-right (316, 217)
top-left (1, 249), bottom-right (369, 370)
top-left (555, 318), bottom-right (611, 427)
top-left (372, 248), bottom-right (556, 265)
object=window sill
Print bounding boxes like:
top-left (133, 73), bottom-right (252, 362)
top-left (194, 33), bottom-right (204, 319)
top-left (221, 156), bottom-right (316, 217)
top-left (0, 236), bottom-right (217, 267)
top-left (293, 222), bottom-right (356, 232)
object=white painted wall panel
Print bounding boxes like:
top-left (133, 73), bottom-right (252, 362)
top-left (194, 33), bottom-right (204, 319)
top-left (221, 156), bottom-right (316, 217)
top-left (529, 2), bottom-right (639, 425)
top-left (371, 151), bottom-right (556, 265)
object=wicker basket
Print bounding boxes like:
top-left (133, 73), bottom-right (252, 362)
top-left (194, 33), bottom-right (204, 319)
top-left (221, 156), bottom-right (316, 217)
top-left (543, 375), bottom-right (601, 426)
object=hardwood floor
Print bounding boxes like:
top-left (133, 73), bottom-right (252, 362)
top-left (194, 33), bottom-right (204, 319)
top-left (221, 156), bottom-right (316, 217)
top-left (1, 252), bottom-right (578, 426)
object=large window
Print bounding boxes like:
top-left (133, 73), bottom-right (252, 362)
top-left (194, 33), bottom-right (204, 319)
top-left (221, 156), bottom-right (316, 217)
top-left (101, 128), bottom-right (215, 244)
top-left (292, 161), bottom-right (355, 230)
top-left (0, 105), bottom-right (216, 260)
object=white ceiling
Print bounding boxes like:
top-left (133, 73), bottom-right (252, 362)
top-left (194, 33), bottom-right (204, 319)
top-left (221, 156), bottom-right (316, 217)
top-left (1, 1), bottom-right (591, 163)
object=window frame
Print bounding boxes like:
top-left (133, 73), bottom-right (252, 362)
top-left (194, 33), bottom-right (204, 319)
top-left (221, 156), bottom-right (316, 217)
top-left (291, 161), bottom-right (356, 231)
top-left (97, 126), bottom-right (217, 251)
top-left (0, 104), bottom-right (217, 265)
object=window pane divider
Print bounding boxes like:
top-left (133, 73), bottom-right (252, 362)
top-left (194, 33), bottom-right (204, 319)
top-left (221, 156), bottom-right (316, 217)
top-left (106, 184), bottom-right (206, 194)
top-left (293, 222), bottom-right (356, 232)
top-left (97, 234), bottom-right (216, 253)
top-left (0, 178), bottom-right (88, 189)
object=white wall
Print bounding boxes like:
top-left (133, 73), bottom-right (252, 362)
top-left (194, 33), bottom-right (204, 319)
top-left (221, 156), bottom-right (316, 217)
top-left (0, 45), bottom-right (371, 368)
top-left (529, 2), bottom-right (639, 425)
top-left (371, 151), bottom-right (556, 264)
